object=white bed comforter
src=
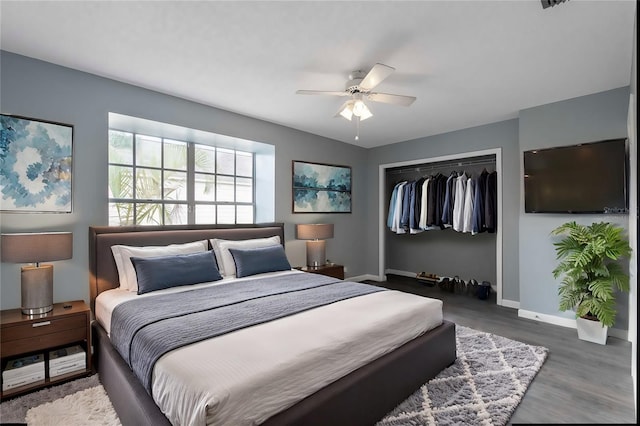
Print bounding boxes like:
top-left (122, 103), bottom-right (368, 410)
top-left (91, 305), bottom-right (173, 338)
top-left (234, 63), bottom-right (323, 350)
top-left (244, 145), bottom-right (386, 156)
top-left (95, 270), bottom-right (443, 426)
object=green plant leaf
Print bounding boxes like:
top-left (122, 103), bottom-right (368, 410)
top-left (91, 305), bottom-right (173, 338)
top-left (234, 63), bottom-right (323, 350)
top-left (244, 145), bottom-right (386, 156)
top-left (551, 221), bottom-right (630, 327)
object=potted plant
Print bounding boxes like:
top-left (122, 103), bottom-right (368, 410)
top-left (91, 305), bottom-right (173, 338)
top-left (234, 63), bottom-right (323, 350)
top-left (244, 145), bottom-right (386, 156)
top-left (551, 221), bottom-right (631, 344)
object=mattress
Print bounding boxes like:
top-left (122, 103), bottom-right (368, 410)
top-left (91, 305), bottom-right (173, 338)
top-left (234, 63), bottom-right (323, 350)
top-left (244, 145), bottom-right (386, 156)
top-left (95, 270), bottom-right (443, 425)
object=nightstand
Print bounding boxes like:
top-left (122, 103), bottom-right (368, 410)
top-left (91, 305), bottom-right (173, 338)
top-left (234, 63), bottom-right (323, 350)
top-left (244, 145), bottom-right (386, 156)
top-left (297, 263), bottom-right (345, 280)
top-left (0, 300), bottom-right (92, 400)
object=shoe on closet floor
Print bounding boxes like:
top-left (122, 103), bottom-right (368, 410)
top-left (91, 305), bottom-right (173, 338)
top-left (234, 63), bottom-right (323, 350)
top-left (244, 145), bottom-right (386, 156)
top-left (438, 277), bottom-right (450, 291)
top-left (453, 276), bottom-right (465, 294)
top-left (478, 281), bottom-right (492, 300)
top-left (416, 272), bottom-right (438, 286)
top-left (467, 279), bottom-right (479, 296)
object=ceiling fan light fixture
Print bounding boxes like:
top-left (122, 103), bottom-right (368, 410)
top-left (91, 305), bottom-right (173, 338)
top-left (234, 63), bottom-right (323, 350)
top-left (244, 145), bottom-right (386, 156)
top-left (298, 62), bottom-right (415, 134)
top-left (338, 101), bottom-right (354, 120)
top-left (353, 100), bottom-right (372, 120)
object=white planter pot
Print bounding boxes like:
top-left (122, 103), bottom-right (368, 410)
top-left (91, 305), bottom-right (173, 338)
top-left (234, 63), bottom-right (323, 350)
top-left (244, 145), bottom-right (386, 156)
top-left (576, 317), bottom-right (608, 345)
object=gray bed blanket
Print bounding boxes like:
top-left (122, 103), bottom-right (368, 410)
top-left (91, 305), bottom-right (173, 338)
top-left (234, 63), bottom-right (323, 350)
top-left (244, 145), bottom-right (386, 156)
top-left (110, 273), bottom-right (386, 395)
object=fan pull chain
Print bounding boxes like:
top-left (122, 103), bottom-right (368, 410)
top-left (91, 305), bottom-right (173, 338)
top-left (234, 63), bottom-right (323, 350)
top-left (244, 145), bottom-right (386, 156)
top-left (355, 116), bottom-right (360, 141)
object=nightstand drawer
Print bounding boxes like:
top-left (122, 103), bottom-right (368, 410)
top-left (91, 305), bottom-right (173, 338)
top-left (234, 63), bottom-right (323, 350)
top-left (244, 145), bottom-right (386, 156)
top-left (1, 327), bottom-right (87, 358)
top-left (1, 300), bottom-right (91, 400)
top-left (1, 314), bottom-right (86, 344)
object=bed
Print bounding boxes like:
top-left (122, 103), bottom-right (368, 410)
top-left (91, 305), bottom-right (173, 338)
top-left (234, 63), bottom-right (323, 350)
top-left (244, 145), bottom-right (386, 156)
top-left (89, 223), bottom-right (456, 425)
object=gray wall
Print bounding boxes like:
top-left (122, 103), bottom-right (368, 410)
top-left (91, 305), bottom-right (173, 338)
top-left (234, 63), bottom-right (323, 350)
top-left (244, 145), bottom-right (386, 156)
top-left (518, 87), bottom-right (631, 330)
top-left (1, 51), bottom-right (634, 335)
top-left (0, 51), bottom-right (368, 309)
top-left (365, 119), bottom-right (521, 302)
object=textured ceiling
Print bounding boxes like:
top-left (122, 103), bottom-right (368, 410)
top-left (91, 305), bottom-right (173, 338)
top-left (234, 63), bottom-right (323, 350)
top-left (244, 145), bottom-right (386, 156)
top-left (0, 0), bottom-right (636, 148)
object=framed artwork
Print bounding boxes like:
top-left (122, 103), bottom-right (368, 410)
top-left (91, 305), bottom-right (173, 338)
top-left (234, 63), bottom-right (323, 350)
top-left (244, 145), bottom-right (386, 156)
top-left (292, 160), bottom-right (352, 213)
top-left (1, 114), bottom-right (74, 213)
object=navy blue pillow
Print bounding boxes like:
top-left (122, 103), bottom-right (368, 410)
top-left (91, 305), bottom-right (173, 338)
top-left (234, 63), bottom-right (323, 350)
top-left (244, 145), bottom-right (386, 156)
top-left (131, 250), bottom-right (223, 294)
top-left (229, 245), bottom-right (291, 278)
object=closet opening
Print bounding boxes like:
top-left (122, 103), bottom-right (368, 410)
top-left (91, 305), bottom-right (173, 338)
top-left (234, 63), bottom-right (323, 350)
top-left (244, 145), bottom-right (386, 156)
top-left (377, 148), bottom-right (504, 305)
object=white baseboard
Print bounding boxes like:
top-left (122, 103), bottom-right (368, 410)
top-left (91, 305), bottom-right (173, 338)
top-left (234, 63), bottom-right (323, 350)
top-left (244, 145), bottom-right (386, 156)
top-left (384, 269), bottom-right (415, 278)
top-left (518, 309), bottom-right (576, 328)
top-left (348, 274), bottom-right (381, 282)
top-left (518, 309), bottom-right (629, 341)
top-left (500, 299), bottom-right (520, 309)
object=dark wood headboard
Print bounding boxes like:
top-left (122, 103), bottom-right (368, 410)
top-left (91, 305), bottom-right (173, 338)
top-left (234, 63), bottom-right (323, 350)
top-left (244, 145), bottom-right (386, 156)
top-left (88, 223), bottom-right (285, 312)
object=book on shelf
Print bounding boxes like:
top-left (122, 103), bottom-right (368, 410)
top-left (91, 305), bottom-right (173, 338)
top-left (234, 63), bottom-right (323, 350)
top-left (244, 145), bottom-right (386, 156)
top-left (49, 345), bottom-right (85, 368)
top-left (2, 353), bottom-right (44, 381)
top-left (2, 370), bottom-right (45, 391)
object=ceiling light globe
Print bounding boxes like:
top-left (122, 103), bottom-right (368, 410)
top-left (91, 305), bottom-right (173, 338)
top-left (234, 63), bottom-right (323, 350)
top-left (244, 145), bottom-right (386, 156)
top-left (353, 100), bottom-right (366, 116)
top-left (339, 107), bottom-right (353, 121)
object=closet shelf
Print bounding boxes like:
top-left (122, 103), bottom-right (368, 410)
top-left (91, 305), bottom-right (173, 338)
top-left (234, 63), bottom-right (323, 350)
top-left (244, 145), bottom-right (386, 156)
top-left (388, 156), bottom-right (495, 175)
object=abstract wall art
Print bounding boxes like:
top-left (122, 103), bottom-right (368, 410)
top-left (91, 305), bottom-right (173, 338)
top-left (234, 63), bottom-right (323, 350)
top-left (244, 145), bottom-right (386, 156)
top-left (1, 114), bottom-right (73, 213)
top-left (292, 160), bottom-right (351, 213)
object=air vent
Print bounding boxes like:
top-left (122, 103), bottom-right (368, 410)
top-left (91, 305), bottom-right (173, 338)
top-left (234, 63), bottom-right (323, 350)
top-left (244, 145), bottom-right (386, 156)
top-left (541, 0), bottom-right (568, 9)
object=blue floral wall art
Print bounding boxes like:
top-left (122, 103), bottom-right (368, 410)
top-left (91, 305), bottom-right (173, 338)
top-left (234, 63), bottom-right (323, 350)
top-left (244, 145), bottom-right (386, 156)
top-left (292, 160), bottom-right (351, 213)
top-left (1, 115), bottom-right (73, 213)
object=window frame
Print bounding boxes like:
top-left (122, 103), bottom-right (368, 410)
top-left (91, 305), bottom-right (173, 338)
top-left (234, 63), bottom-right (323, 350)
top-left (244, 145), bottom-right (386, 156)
top-left (108, 129), bottom-right (255, 226)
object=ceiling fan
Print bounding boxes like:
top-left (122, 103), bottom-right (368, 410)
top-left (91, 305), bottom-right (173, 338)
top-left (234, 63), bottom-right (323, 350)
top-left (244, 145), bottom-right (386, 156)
top-left (296, 63), bottom-right (416, 140)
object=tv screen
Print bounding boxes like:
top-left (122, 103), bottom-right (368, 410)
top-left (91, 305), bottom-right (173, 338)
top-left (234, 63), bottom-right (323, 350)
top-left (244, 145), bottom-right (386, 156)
top-left (524, 139), bottom-right (628, 214)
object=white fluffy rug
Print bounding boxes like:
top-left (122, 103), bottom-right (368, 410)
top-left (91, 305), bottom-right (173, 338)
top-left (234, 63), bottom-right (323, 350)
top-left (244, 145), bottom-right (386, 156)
top-left (25, 385), bottom-right (120, 426)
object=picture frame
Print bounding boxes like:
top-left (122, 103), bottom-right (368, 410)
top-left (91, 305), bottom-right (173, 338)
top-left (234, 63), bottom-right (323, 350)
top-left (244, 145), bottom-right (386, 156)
top-left (1, 114), bottom-right (74, 213)
top-left (292, 160), bottom-right (352, 213)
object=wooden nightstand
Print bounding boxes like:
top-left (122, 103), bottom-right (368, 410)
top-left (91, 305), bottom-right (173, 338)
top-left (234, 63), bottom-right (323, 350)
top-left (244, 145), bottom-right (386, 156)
top-left (297, 263), bottom-right (345, 280)
top-left (0, 300), bottom-right (92, 400)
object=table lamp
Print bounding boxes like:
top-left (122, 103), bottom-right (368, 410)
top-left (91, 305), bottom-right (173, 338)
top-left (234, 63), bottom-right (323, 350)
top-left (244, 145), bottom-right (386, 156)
top-left (295, 224), bottom-right (334, 267)
top-left (1, 232), bottom-right (73, 315)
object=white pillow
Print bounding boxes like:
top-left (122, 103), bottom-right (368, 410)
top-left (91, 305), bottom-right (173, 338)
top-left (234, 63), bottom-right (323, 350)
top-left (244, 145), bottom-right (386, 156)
top-left (111, 240), bottom-right (208, 292)
top-left (210, 236), bottom-right (281, 277)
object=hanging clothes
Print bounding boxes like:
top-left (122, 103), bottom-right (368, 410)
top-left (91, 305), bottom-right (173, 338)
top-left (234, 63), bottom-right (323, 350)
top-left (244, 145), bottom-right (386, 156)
top-left (452, 172), bottom-right (467, 232)
top-left (426, 175), bottom-right (438, 227)
top-left (436, 174), bottom-right (449, 229)
top-left (391, 181), bottom-right (407, 234)
top-left (410, 177), bottom-right (426, 233)
top-left (485, 171), bottom-right (498, 233)
top-left (418, 178), bottom-right (430, 230)
top-left (462, 175), bottom-right (475, 233)
top-left (386, 163), bottom-right (497, 236)
top-left (472, 169), bottom-right (489, 235)
top-left (441, 171), bottom-right (457, 229)
top-left (399, 182), bottom-right (413, 230)
top-left (387, 182), bottom-right (403, 229)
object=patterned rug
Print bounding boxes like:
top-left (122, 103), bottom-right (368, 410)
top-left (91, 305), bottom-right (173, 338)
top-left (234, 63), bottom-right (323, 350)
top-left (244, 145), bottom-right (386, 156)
top-left (0, 325), bottom-right (547, 425)
top-left (378, 325), bottom-right (549, 426)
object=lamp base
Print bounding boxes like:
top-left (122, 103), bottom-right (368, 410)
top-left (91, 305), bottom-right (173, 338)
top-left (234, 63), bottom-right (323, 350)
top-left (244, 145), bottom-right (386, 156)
top-left (21, 265), bottom-right (53, 316)
top-left (306, 240), bottom-right (327, 267)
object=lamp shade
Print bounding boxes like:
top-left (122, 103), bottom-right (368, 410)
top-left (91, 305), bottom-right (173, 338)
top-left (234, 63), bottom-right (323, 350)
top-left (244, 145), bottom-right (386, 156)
top-left (296, 224), bottom-right (334, 241)
top-left (1, 232), bottom-right (73, 263)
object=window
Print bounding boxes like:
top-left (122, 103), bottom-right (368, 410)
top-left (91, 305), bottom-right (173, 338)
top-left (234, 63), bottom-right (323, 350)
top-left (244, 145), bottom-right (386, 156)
top-left (108, 130), bottom-right (254, 226)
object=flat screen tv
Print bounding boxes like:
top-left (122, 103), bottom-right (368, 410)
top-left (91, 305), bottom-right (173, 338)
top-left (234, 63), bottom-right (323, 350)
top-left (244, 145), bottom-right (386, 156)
top-left (524, 138), bottom-right (628, 214)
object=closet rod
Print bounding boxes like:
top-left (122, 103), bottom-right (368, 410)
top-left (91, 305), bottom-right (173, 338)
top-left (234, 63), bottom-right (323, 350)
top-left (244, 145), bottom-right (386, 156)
top-left (388, 157), bottom-right (496, 175)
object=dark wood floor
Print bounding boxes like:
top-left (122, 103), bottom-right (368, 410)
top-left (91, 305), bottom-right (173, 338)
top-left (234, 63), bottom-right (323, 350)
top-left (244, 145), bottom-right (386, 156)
top-left (367, 274), bottom-right (636, 424)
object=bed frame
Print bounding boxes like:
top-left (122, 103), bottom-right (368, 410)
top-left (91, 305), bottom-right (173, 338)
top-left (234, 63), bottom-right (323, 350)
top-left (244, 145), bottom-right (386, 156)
top-left (89, 223), bottom-right (456, 425)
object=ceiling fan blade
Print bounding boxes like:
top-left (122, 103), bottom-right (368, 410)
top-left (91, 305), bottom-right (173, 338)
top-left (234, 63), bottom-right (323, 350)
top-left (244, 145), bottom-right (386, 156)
top-left (296, 90), bottom-right (349, 96)
top-left (359, 63), bottom-right (395, 91)
top-left (367, 92), bottom-right (416, 106)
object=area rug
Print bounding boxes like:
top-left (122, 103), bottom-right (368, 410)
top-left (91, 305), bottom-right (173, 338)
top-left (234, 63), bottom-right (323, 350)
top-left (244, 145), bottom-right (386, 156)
top-left (377, 325), bottom-right (549, 426)
top-left (0, 325), bottom-right (547, 426)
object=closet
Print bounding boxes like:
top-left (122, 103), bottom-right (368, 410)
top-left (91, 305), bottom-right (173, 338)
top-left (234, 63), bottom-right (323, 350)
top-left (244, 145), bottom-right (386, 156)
top-left (379, 149), bottom-right (502, 304)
